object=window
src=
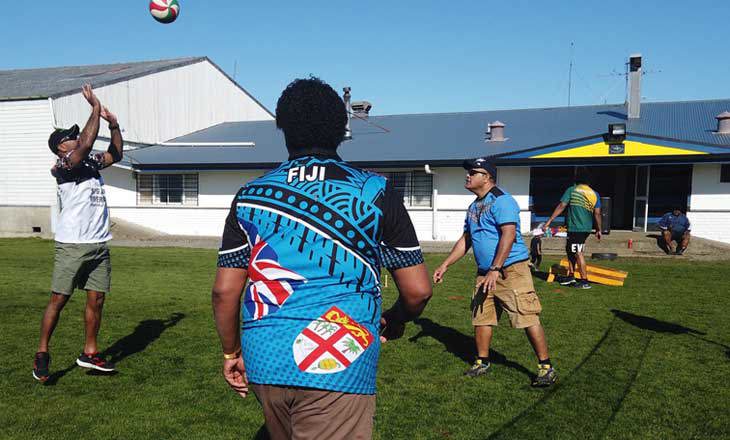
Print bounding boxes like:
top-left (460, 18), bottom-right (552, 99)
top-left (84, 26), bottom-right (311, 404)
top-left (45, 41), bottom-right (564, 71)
top-left (379, 170), bottom-right (433, 208)
top-left (721, 164), bottom-right (730, 183)
top-left (137, 174), bottom-right (198, 206)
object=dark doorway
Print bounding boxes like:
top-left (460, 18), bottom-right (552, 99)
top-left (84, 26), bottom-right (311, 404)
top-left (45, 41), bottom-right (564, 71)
top-left (529, 166), bottom-right (575, 227)
top-left (530, 165), bottom-right (636, 230)
top-left (648, 165), bottom-right (692, 222)
top-left (590, 166), bottom-right (636, 230)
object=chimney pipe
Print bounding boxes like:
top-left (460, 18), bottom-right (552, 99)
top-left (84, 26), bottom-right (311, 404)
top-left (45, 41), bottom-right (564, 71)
top-left (343, 87), bottom-right (352, 140)
top-left (627, 54), bottom-right (642, 119)
top-left (487, 121), bottom-right (505, 142)
top-left (716, 111), bottom-right (730, 134)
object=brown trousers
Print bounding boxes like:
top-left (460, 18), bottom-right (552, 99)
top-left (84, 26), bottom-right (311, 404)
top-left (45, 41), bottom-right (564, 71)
top-left (251, 384), bottom-right (376, 440)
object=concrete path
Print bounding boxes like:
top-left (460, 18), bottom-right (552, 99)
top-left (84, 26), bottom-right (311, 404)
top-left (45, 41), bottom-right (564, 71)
top-left (107, 218), bottom-right (730, 260)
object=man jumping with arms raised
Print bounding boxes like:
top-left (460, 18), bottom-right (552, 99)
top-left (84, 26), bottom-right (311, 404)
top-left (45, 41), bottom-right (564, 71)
top-left (33, 84), bottom-right (123, 381)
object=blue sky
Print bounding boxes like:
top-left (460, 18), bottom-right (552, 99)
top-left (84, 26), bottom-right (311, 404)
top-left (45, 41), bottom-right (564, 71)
top-left (2, 1), bottom-right (728, 115)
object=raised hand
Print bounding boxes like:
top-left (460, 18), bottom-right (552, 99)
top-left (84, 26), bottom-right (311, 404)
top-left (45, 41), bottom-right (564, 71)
top-left (81, 84), bottom-right (100, 108)
top-left (100, 106), bottom-right (118, 124)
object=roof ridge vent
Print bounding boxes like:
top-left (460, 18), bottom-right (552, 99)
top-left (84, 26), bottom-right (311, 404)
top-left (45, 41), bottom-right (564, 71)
top-left (716, 111), bottom-right (730, 134)
top-left (485, 121), bottom-right (507, 142)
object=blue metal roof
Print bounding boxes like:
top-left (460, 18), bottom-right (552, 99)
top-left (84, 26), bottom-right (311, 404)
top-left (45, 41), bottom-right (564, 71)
top-left (124, 99), bottom-right (730, 170)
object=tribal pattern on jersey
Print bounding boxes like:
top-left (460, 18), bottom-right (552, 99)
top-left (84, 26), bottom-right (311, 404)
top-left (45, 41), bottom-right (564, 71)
top-left (218, 155), bottom-right (423, 394)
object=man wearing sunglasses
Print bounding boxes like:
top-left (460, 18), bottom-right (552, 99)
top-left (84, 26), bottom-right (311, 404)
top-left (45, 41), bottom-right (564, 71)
top-left (33, 84), bottom-right (123, 382)
top-left (433, 157), bottom-right (557, 387)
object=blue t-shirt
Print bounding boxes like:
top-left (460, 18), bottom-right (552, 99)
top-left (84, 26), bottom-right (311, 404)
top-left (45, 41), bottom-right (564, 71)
top-left (658, 212), bottom-right (691, 234)
top-left (464, 187), bottom-right (529, 271)
top-left (217, 155), bottom-right (424, 395)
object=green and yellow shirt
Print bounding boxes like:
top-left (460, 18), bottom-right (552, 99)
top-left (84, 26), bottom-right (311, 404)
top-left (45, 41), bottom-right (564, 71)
top-left (560, 184), bottom-right (601, 233)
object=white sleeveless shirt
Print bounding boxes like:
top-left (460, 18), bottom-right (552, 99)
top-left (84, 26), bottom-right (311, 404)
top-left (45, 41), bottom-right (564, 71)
top-left (52, 153), bottom-right (112, 244)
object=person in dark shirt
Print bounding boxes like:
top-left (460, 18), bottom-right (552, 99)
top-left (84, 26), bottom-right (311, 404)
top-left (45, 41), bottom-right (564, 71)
top-left (529, 230), bottom-right (543, 271)
top-left (211, 77), bottom-right (432, 439)
top-left (658, 208), bottom-right (691, 255)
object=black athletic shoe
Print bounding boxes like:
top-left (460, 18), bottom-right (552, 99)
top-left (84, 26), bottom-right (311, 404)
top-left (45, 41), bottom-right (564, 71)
top-left (675, 248), bottom-right (685, 255)
top-left (76, 352), bottom-right (115, 372)
top-left (33, 352), bottom-right (50, 382)
top-left (574, 280), bottom-right (592, 289)
top-left (464, 359), bottom-right (491, 377)
top-left (557, 275), bottom-right (576, 286)
top-left (531, 364), bottom-right (558, 387)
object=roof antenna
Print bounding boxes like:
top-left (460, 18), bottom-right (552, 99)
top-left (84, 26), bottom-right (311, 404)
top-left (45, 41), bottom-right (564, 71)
top-left (567, 42), bottom-right (574, 106)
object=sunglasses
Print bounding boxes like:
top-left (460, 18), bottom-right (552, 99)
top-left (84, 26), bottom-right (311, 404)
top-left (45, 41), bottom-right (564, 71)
top-left (467, 170), bottom-right (488, 176)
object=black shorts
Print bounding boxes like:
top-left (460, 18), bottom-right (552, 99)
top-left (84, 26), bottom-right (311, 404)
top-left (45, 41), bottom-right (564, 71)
top-left (566, 232), bottom-right (590, 256)
top-left (670, 230), bottom-right (687, 242)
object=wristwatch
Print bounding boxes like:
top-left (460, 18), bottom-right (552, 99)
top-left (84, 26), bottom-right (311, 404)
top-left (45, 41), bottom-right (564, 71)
top-left (488, 265), bottom-right (505, 278)
top-left (108, 123), bottom-right (120, 130)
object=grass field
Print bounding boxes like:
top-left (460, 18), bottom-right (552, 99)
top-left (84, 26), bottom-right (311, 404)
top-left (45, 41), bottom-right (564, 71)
top-left (1, 238), bottom-right (729, 439)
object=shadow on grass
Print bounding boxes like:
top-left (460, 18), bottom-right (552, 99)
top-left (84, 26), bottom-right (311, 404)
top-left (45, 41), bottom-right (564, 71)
top-left (101, 312), bottom-right (185, 363)
top-left (44, 312), bottom-right (185, 386)
top-left (409, 318), bottom-right (533, 378)
top-left (611, 309), bottom-right (704, 335)
top-left (486, 317), bottom-right (653, 439)
top-left (487, 309), bottom-right (728, 438)
top-left (612, 309), bottom-right (730, 359)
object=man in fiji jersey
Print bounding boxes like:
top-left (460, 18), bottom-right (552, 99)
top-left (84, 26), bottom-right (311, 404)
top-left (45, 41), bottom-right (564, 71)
top-left (544, 168), bottom-right (602, 289)
top-left (33, 85), bottom-right (123, 382)
top-left (433, 158), bottom-right (557, 387)
top-left (211, 78), bottom-right (432, 439)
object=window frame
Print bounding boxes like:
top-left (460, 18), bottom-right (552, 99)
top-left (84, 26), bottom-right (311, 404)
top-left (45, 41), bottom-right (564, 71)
top-left (377, 169), bottom-right (433, 208)
top-left (136, 173), bottom-right (199, 207)
top-left (720, 164), bottom-right (730, 183)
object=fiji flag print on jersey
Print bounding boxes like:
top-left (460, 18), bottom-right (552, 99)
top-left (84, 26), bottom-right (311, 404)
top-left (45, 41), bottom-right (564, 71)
top-left (245, 239), bottom-right (306, 320)
top-left (293, 306), bottom-right (374, 374)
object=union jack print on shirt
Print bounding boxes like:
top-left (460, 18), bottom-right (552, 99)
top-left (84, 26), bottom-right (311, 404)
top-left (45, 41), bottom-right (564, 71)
top-left (244, 239), bottom-right (306, 320)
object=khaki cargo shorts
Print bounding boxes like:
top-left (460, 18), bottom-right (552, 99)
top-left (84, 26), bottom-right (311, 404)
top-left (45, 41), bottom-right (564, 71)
top-left (471, 260), bottom-right (541, 328)
top-left (51, 242), bottom-right (111, 295)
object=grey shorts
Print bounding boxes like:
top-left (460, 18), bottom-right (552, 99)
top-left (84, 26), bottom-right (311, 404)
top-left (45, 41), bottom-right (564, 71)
top-left (51, 242), bottom-right (111, 295)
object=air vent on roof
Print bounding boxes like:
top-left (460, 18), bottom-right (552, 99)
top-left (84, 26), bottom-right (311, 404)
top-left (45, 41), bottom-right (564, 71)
top-left (716, 111), bottom-right (730, 134)
top-left (351, 101), bottom-right (372, 118)
top-left (485, 121), bottom-right (506, 142)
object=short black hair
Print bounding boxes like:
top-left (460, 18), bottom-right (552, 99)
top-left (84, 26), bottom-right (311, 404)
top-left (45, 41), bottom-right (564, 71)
top-left (575, 166), bottom-right (592, 185)
top-left (275, 77), bottom-right (347, 155)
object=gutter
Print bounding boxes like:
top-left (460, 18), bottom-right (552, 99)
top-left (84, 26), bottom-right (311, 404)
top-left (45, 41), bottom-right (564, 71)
top-left (159, 141), bottom-right (255, 147)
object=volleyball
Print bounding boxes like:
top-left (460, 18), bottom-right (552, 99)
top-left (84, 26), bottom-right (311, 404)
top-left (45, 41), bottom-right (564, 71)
top-left (149, 0), bottom-right (180, 24)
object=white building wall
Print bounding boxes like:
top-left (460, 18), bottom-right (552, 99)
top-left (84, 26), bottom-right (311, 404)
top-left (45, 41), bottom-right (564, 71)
top-left (104, 168), bottom-right (263, 236)
top-left (688, 163), bottom-right (730, 243)
top-left (0, 100), bottom-right (55, 206)
top-left (52, 60), bottom-right (272, 145)
top-left (101, 165), bottom-right (535, 240)
top-left (431, 166), bottom-right (531, 241)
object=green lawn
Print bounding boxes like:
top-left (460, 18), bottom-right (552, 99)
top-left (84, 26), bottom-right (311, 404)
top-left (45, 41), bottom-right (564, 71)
top-left (1, 238), bottom-right (728, 439)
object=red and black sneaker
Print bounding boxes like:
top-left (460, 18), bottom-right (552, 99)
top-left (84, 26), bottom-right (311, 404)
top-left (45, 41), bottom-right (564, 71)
top-left (76, 352), bottom-right (115, 372)
top-left (33, 351), bottom-right (50, 382)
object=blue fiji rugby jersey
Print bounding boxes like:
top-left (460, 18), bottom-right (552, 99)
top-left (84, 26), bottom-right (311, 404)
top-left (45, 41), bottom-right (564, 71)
top-left (217, 154), bottom-right (424, 394)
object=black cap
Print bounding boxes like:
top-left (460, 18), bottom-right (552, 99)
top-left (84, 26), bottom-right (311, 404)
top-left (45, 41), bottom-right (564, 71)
top-left (48, 124), bottom-right (80, 154)
top-left (462, 157), bottom-right (497, 179)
